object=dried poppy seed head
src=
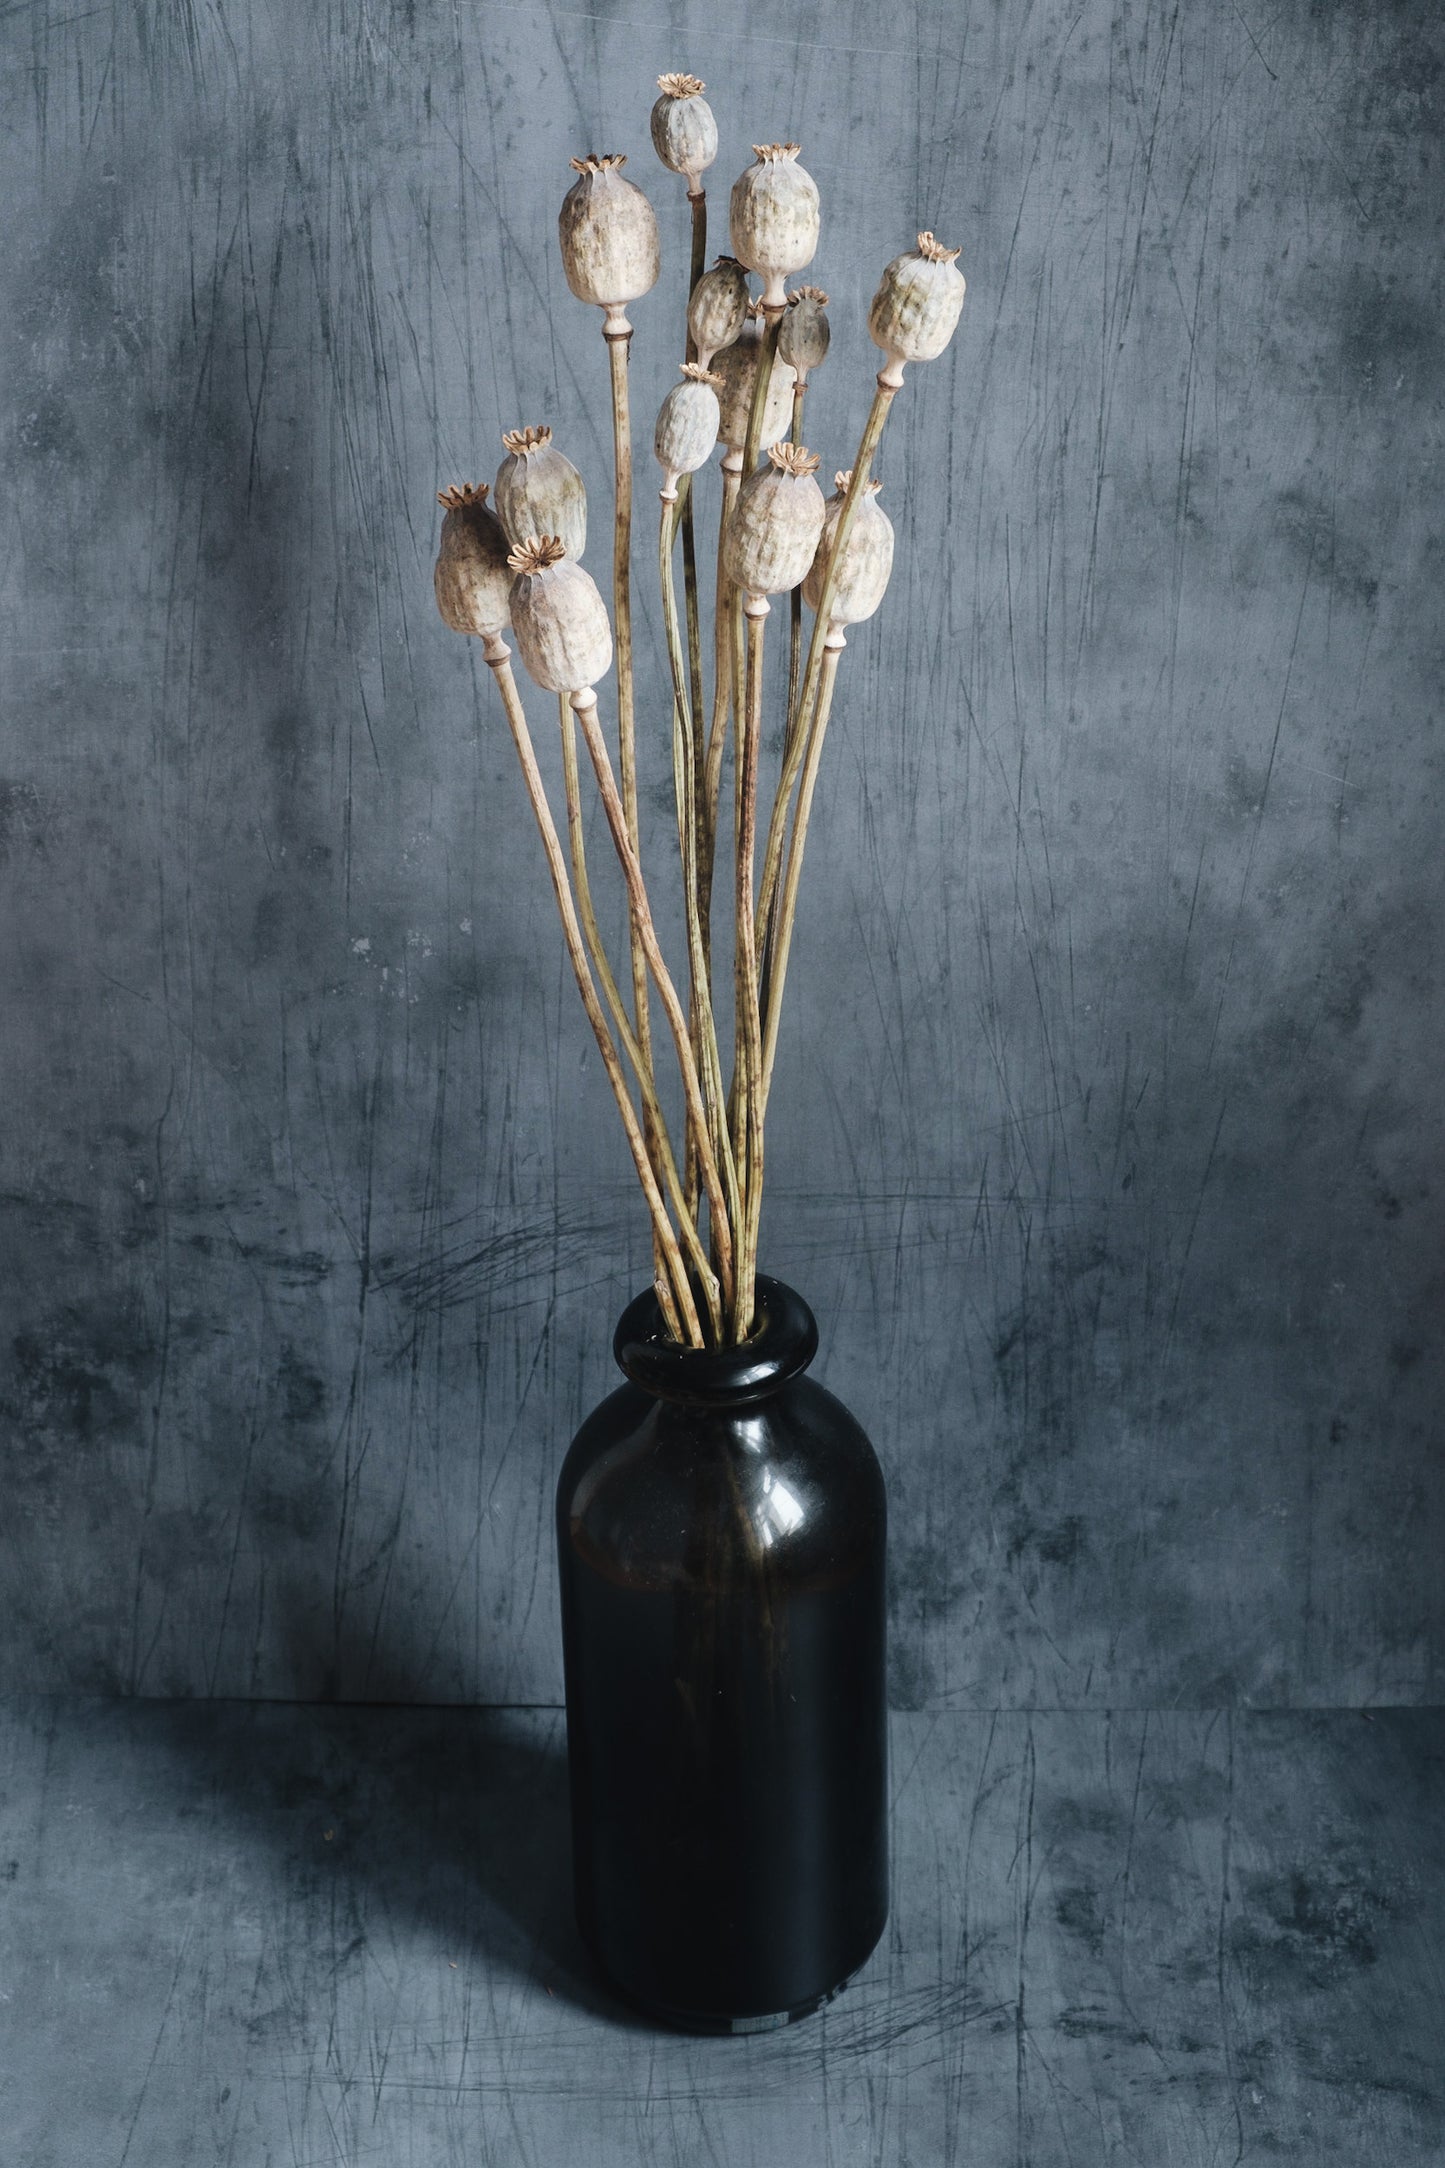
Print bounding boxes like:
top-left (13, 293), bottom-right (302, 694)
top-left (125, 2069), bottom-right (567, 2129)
top-left (500, 425), bottom-right (553, 457)
top-left (434, 483), bottom-right (512, 639)
top-left (730, 143), bottom-right (820, 309)
top-left (779, 285), bottom-right (830, 381)
top-left (495, 428), bottom-right (587, 561)
top-left (687, 256), bottom-right (752, 370)
top-left (507, 546), bottom-right (614, 693)
top-left (651, 71), bottom-right (718, 187)
top-left (869, 228), bottom-right (966, 381)
top-left (832, 471), bottom-right (882, 497)
top-left (559, 155), bottom-right (661, 318)
top-left (655, 365), bottom-right (724, 497)
top-left (507, 535), bottom-right (567, 575)
top-left (804, 472), bottom-right (895, 627)
top-left (722, 442), bottom-right (827, 597)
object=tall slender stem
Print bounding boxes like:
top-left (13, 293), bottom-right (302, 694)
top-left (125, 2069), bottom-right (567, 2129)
top-left (603, 311), bottom-right (665, 1298)
top-left (732, 598), bottom-right (768, 1337)
top-left (558, 693), bottom-right (723, 1342)
top-left (482, 641), bottom-right (700, 1345)
top-left (759, 632), bottom-right (845, 1120)
top-left (682, 189), bottom-right (708, 738)
top-left (755, 375), bottom-right (899, 964)
top-left (785, 377), bottom-right (807, 750)
top-left (573, 690), bottom-right (737, 1319)
top-left (699, 454), bottom-right (742, 947)
top-left (660, 491), bottom-right (741, 1251)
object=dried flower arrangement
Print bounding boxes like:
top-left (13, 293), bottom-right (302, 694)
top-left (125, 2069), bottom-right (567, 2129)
top-left (435, 76), bottom-right (965, 1351)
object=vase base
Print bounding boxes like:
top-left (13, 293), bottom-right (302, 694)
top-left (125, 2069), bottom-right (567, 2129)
top-left (594, 1962), bottom-right (861, 2037)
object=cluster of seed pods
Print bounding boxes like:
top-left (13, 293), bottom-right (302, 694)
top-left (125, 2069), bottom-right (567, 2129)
top-left (437, 77), bottom-right (965, 700)
top-left (431, 67), bottom-right (968, 1345)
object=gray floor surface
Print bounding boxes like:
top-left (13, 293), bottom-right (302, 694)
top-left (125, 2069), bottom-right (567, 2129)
top-left (2, 1699), bottom-right (1441, 2164)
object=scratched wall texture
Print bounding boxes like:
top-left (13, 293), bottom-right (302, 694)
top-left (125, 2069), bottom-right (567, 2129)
top-left (0, 0), bottom-right (1439, 1706)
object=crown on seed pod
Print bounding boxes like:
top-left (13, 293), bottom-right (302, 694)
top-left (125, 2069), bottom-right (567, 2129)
top-left (434, 482), bottom-right (512, 640)
top-left (495, 425), bottom-right (587, 562)
top-left (559, 153), bottom-right (662, 321)
top-left (869, 230), bottom-right (966, 385)
top-left (803, 471), bottom-right (895, 629)
top-left (506, 535), bottom-right (614, 696)
top-left (651, 73), bottom-right (718, 191)
top-left (729, 143), bottom-right (820, 310)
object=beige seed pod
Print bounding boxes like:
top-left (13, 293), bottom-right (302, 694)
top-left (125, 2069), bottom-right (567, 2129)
top-left (434, 483), bottom-right (512, 640)
top-left (688, 256), bottom-right (752, 372)
top-left (722, 442), bottom-right (826, 598)
top-left (778, 284), bottom-right (830, 384)
top-left (803, 471), bottom-right (894, 627)
top-left (507, 536), bottom-right (613, 695)
top-left (729, 144), bottom-right (820, 310)
top-left (655, 365), bottom-right (723, 499)
top-left (650, 73), bottom-right (718, 190)
top-left (712, 315), bottom-right (795, 453)
top-left (494, 425), bottom-right (587, 562)
top-left (868, 231), bottom-right (966, 384)
top-left (558, 154), bottom-right (661, 320)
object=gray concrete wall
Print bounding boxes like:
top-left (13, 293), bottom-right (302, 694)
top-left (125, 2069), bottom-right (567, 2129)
top-left (1, 0), bottom-right (1439, 1706)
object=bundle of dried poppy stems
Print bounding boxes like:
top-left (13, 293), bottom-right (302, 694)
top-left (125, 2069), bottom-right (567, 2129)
top-left (434, 75), bottom-right (965, 1349)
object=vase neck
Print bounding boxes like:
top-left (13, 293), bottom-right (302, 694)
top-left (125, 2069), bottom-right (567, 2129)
top-left (614, 1275), bottom-right (818, 1410)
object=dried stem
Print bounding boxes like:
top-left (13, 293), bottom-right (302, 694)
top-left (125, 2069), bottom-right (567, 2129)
top-left (699, 455), bottom-right (742, 946)
top-left (572, 689), bottom-right (737, 1319)
top-left (682, 188), bottom-right (708, 736)
top-left (557, 692), bottom-right (723, 1341)
top-left (659, 491), bottom-right (741, 1258)
top-left (735, 600), bottom-right (768, 1335)
top-left (755, 376), bottom-right (899, 965)
top-left (759, 631), bottom-right (844, 1120)
top-left (605, 321), bottom-right (665, 1293)
top-left (482, 642), bottom-right (700, 1344)
top-left (785, 377), bottom-right (807, 751)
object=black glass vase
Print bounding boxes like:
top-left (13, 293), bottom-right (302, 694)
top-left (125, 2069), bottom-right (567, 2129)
top-left (555, 1273), bottom-right (888, 2033)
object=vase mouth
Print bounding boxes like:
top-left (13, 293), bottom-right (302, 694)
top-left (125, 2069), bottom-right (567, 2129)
top-left (613, 1274), bottom-right (819, 1407)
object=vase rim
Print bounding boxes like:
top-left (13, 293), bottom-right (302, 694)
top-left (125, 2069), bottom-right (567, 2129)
top-left (613, 1274), bottom-right (819, 1406)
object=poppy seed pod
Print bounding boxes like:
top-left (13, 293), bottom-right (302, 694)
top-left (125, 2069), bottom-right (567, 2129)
top-left (558, 154), bottom-right (661, 316)
top-left (722, 442), bottom-right (826, 598)
top-left (655, 365), bottom-right (723, 499)
top-left (688, 256), bottom-right (752, 373)
top-left (434, 483), bottom-right (512, 640)
top-left (729, 144), bottom-right (820, 310)
top-left (712, 316), bottom-right (795, 453)
top-left (868, 231), bottom-right (966, 383)
top-left (507, 536), bottom-right (614, 695)
top-left (803, 471), bottom-right (895, 627)
top-left (778, 285), bottom-right (830, 384)
top-left (650, 73), bottom-right (718, 190)
top-left (494, 426), bottom-right (587, 563)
